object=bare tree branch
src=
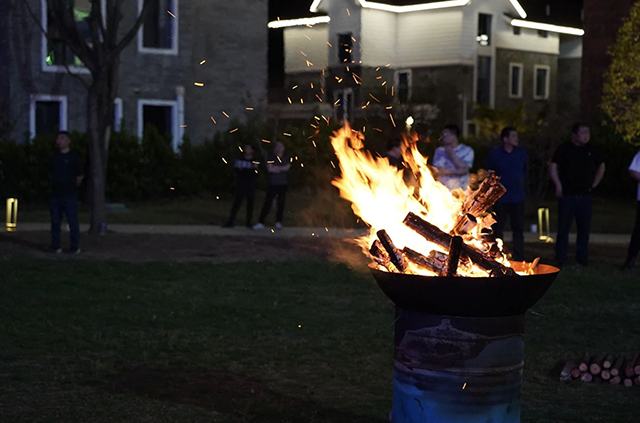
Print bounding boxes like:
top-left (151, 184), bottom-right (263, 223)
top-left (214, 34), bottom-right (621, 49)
top-left (110, 0), bottom-right (153, 61)
top-left (19, 0), bottom-right (90, 88)
top-left (47, 0), bottom-right (97, 71)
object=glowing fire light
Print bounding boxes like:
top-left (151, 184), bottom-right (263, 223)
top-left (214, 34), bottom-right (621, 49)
top-left (330, 125), bottom-right (516, 277)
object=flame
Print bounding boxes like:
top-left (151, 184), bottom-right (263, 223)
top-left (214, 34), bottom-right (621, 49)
top-left (331, 124), bottom-right (516, 277)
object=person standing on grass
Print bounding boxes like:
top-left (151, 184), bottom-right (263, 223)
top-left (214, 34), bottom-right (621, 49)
top-left (621, 150), bottom-right (640, 270)
top-left (432, 124), bottom-right (474, 191)
top-left (253, 141), bottom-right (291, 230)
top-left (549, 123), bottom-right (605, 268)
top-left (50, 131), bottom-right (84, 254)
top-left (222, 144), bottom-right (259, 228)
top-left (486, 127), bottom-right (528, 262)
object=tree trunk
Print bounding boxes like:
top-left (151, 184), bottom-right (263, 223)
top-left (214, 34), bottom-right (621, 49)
top-left (86, 72), bottom-right (112, 237)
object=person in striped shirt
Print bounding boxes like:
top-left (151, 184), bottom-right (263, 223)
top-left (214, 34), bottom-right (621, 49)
top-left (432, 124), bottom-right (474, 191)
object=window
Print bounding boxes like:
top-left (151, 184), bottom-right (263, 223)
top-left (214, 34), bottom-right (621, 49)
top-left (113, 98), bottom-right (123, 133)
top-left (476, 56), bottom-right (491, 105)
top-left (395, 70), bottom-right (412, 103)
top-left (137, 100), bottom-right (179, 151)
top-left (338, 33), bottom-right (352, 63)
top-left (513, 26), bottom-right (521, 35)
top-left (334, 89), bottom-right (353, 123)
top-left (534, 65), bottom-right (550, 99)
top-left (138, 0), bottom-right (178, 54)
top-left (509, 63), bottom-right (523, 98)
top-left (41, 0), bottom-right (101, 73)
top-left (537, 30), bottom-right (548, 38)
top-left (477, 13), bottom-right (492, 46)
top-left (29, 94), bottom-right (68, 139)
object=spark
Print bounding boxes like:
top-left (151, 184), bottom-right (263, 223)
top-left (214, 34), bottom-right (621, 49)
top-left (261, 139), bottom-right (271, 143)
top-left (288, 97), bottom-right (292, 104)
top-left (334, 99), bottom-right (341, 106)
top-left (167, 10), bottom-right (176, 18)
top-left (386, 106), bottom-right (393, 110)
top-left (230, 128), bottom-right (239, 133)
top-left (310, 82), bottom-right (314, 88)
top-left (170, 187), bottom-right (175, 190)
top-left (216, 196), bottom-right (219, 200)
top-left (292, 85), bottom-right (299, 89)
top-left (312, 140), bottom-right (317, 147)
top-left (322, 115), bottom-right (330, 124)
top-left (222, 111), bottom-right (229, 118)
top-left (320, 87), bottom-right (325, 94)
top-left (330, 161), bottom-right (335, 168)
top-left (300, 98), bottom-right (304, 104)
top-left (311, 232), bottom-right (315, 236)
top-left (346, 8), bottom-right (350, 15)
top-left (362, 100), bottom-right (370, 109)
top-left (346, 66), bottom-right (350, 72)
top-left (315, 94), bottom-right (323, 102)
top-left (180, 124), bottom-right (187, 128)
top-left (246, 107), bottom-right (254, 111)
top-left (271, 229), bottom-right (275, 233)
top-left (326, 42), bottom-right (333, 47)
top-left (300, 51), bottom-right (307, 57)
top-left (462, 383), bottom-right (467, 389)
top-left (389, 114), bottom-right (396, 127)
top-left (303, 34), bottom-right (311, 40)
top-left (238, 146), bottom-right (243, 152)
top-left (310, 123), bottom-right (318, 128)
top-left (210, 116), bottom-right (217, 124)
top-left (373, 127), bottom-right (382, 132)
top-left (325, 227), bottom-right (329, 232)
top-left (381, 81), bottom-right (387, 86)
top-left (298, 324), bottom-right (302, 328)
top-left (391, 86), bottom-right (394, 96)
top-left (222, 158), bottom-right (228, 164)
top-left (375, 67), bottom-right (380, 71)
top-left (301, 163), bottom-right (305, 168)
top-left (283, 133), bottom-right (292, 137)
top-left (306, 60), bottom-right (314, 67)
top-left (376, 76), bottom-right (382, 80)
top-left (199, 60), bottom-right (206, 65)
top-left (385, 63), bottom-right (391, 67)
top-left (194, 82), bottom-right (204, 87)
top-left (369, 93), bottom-right (380, 103)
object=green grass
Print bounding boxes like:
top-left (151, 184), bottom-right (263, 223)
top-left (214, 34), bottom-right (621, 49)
top-left (16, 193), bottom-right (637, 233)
top-left (1, 254), bottom-right (639, 422)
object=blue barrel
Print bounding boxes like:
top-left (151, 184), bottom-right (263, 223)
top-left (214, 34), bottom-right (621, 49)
top-left (391, 309), bottom-right (525, 423)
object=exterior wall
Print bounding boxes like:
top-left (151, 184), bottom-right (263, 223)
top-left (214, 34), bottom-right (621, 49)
top-left (284, 25), bottom-right (329, 73)
top-left (395, 9), bottom-right (465, 67)
top-left (1, 4), bottom-right (12, 137)
top-left (360, 8), bottom-right (396, 66)
top-left (557, 58), bottom-right (581, 119)
top-left (6, 0), bottom-right (268, 145)
top-left (560, 36), bottom-right (583, 58)
top-left (494, 48), bottom-right (557, 115)
top-left (327, 0), bottom-right (362, 67)
top-left (581, 0), bottom-right (634, 121)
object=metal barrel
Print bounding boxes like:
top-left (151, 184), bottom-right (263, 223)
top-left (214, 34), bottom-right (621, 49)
top-left (391, 309), bottom-right (525, 423)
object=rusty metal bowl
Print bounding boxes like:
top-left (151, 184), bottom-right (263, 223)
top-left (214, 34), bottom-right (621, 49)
top-left (370, 262), bottom-right (560, 317)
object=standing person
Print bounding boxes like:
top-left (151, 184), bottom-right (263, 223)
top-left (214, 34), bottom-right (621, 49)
top-left (432, 124), bottom-right (474, 191)
top-left (621, 150), bottom-right (640, 270)
top-left (486, 127), bottom-right (528, 261)
top-left (253, 141), bottom-right (291, 230)
top-left (50, 131), bottom-right (84, 253)
top-left (222, 144), bottom-right (258, 228)
top-left (549, 123), bottom-right (606, 267)
top-left (385, 136), bottom-right (404, 170)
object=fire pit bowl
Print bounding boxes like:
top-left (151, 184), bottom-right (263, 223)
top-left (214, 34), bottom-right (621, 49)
top-left (371, 262), bottom-right (560, 317)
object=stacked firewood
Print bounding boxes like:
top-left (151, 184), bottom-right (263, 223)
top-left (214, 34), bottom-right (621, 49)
top-left (369, 171), bottom-right (516, 277)
top-left (559, 352), bottom-right (640, 386)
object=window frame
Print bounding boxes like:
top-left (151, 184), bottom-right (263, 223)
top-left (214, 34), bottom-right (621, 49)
top-left (508, 63), bottom-right (523, 99)
top-left (137, 99), bottom-right (179, 152)
top-left (334, 88), bottom-right (353, 123)
top-left (477, 13), bottom-right (492, 46)
top-left (29, 94), bottom-right (68, 140)
top-left (533, 64), bottom-right (551, 100)
top-left (41, 0), bottom-right (106, 73)
top-left (137, 0), bottom-right (179, 55)
top-left (113, 97), bottom-right (123, 133)
top-left (337, 32), bottom-right (353, 64)
top-left (394, 69), bottom-right (412, 103)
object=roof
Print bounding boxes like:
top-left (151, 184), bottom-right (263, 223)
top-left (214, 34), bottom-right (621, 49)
top-left (516, 0), bottom-right (583, 28)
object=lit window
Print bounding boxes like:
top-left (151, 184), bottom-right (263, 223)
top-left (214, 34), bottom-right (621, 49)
top-left (338, 33), bottom-right (352, 63)
top-left (534, 65), bottom-right (550, 100)
top-left (477, 14), bottom-right (492, 46)
top-left (29, 95), bottom-right (68, 139)
top-left (139, 0), bottom-right (178, 54)
top-left (509, 63), bottom-right (523, 98)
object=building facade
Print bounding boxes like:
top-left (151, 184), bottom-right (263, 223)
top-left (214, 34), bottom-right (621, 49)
top-left (2, 0), bottom-right (269, 150)
top-left (271, 0), bottom-right (584, 134)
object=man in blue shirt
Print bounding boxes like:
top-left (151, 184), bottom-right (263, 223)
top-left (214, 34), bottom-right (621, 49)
top-left (486, 127), bottom-right (528, 261)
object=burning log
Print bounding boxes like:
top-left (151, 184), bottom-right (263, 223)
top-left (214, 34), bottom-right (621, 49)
top-left (376, 230), bottom-right (408, 273)
top-left (461, 171), bottom-right (507, 218)
top-left (403, 212), bottom-right (515, 276)
top-left (403, 247), bottom-right (446, 276)
top-left (446, 236), bottom-right (463, 277)
top-left (370, 240), bottom-right (398, 273)
top-left (452, 213), bottom-right (477, 236)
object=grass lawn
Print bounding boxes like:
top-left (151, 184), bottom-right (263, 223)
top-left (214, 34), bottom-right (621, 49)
top-left (14, 191), bottom-right (639, 234)
top-left (1, 248), bottom-right (639, 422)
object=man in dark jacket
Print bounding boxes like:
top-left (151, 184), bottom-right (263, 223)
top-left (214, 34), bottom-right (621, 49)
top-left (50, 131), bottom-right (84, 253)
top-left (253, 141), bottom-right (291, 230)
top-left (549, 123), bottom-right (606, 267)
top-left (223, 144), bottom-right (259, 228)
top-left (486, 127), bottom-right (528, 261)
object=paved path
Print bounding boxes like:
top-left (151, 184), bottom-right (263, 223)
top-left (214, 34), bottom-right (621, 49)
top-left (12, 223), bottom-right (631, 244)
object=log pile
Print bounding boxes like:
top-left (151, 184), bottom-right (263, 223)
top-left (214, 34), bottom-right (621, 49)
top-left (559, 352), bottom-right (640, 386)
